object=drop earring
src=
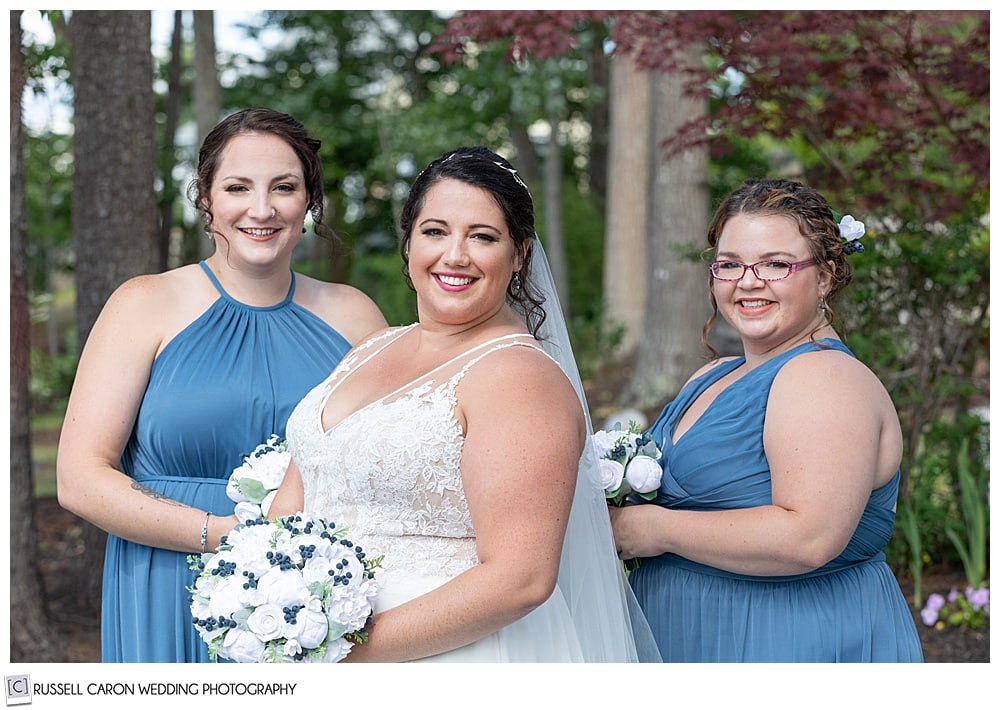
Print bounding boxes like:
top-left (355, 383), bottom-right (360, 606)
top-left (511, 271), bottom-right (522, 290)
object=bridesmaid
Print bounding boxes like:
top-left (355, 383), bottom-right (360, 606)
top-left (610, 178), bottom-right (923, 662)
top-left (56, 107), bottom-right (386, 662)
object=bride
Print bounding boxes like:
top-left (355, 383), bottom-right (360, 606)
top-left (269, 147), bottom-right (658, 662)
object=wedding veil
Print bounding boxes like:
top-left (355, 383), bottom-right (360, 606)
top-left (521, 239), bottom-right (661, 663)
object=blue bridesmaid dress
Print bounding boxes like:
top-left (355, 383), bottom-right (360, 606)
top-left (630, 339), bottom-right (923, 662)
top-left (100, 262), bottom-right (352, 662)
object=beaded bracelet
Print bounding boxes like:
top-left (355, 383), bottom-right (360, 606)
top-left (200, 512), bottom-right (211, 553)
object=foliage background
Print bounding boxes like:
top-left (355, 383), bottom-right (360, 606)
top-left (16, 9), bottom-right (989, 651)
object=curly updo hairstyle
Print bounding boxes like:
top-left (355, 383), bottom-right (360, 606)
top-left (702, 178), bottom-right (854, 356)
top-left (187, 107), bottom-right (337, 244)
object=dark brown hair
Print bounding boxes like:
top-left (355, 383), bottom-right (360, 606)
top-left (187, 107), bottom-right (335, 243)
top-left (399, 146), bottom-right (546, 336)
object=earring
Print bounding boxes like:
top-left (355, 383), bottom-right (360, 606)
top-left (819, 298), bottom-right (827, 313)
top-left (511, 272), bottom-right (522, 290)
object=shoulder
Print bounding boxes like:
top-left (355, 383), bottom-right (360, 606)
top-left (98, 264), bottom-right (204, 321)
top-left (85, 265), bottom-right (211, 357)
top-left (461, 340), bottom-right (583, 410)
top-left (772, 342), bottom-right (895, 411)
top-left (460, 340), bottom-right (585, 438)
top-left (293, 273), bottom-right (387, 344)
top-left (777, 343), bottom-right (876, 386)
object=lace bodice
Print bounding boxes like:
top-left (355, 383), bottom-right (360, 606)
top-left (285, 326), bottom-right (545, 589)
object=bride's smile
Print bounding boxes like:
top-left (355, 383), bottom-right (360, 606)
top-left (408, 179), bottom-right (521, 330)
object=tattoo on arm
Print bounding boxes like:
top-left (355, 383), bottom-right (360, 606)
top-left (131, 481), bottom-right (188, 508)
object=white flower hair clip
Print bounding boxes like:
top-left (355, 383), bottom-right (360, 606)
top-left (838, 214), bottom-right (866, 254)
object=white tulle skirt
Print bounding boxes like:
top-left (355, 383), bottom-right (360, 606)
top-left (372, 571), bottom-right (584, 662)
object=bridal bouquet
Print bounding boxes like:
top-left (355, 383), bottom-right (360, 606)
top-left (188, 514), bottom-right (382, 663)
top-left (592, 420), bottom-right (662, 507)
top-left (227, 435), bottom-right (290, 523)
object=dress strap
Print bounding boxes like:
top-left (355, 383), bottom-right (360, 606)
top-left (336, 330), bottom-right (548, 404)
top-left (197, 261), bottom-right (296, 306)
top-left (445, 337), bottom-right (554, 396)
top-left (454, 337), bottom-right (549, 379)
top-left (325, 325), bottom-right (415, 395)
top-left (365, 332), bottom-right (539, 406)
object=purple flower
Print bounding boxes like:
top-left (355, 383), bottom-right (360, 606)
top-left (948, 586), bottom-right (960, 603)
top-left (925, 593), bottom-right (946, 612)
top-left (966, 586), bottom-right (990, 611)
top-left (920, 607), bottom-right (940, 626)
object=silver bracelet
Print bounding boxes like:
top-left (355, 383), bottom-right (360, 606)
top-left (200, 512), bottom-right (211, 553)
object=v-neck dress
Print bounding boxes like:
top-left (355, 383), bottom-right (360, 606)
top-left (101, 261), bottom-right (351, 662)
top-left (285, 325), bottom-right (587, 661)
top-left (629, 339), bottom-right (923, 662)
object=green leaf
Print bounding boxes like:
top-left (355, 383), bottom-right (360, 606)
top-left (238, 478), bottom-right (270, 504)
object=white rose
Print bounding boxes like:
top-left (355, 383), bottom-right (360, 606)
top-left (598, 458), bottom-right (626, 493)
top-left (249, 450), bottom-right (291, 490)
top-left (207, 576), bottom-right (248, 619)
top-left (220, 627), bottom-right (267, 663)
top-left (301, 555), bottom-right (339, 585)
top-left (246, 603), bottom-right (286, 642)
top-left (256, 568), bottom-right (310, 609)
top-left (234, 501), bottom-right (263, 524)
top-left (286, 607), bottom-right (329, 649)
top-left (624, 455), bottom-right (663, 494)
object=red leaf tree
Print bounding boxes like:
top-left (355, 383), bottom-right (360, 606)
top-left (436, 10), bottom-right (989, 221)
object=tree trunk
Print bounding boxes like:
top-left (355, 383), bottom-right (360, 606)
top-left (542, 108), bottom-right (568, 317)
top-left (586, 38), bottom-right (610, 211)
top-left (603, 53), bottom-right (652, 357)
top-left (69, 9), bottom-right (159, 619)
top-left (192, 10), bottom-right (219, 261)
top-left (625, 48), bottom-right (710, 410)
top-left (10, 8), bottom-right (58, 662)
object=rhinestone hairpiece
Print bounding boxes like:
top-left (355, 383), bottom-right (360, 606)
top-left (434, 151), bottom-right (530, 194)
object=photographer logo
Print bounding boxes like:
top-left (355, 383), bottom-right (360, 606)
top-left (5, 675), bottom-right (31, 706)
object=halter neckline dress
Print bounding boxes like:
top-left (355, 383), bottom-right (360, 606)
top-left (103, 261), bottom-right (351, 662)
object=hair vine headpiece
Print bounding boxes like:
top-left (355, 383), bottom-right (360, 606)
top-left (492, 161), bottom-right (529, 193)
top-left (437, 149), bottom-right (531, 195)
top-left (834, 212), bottom-right (866, 254)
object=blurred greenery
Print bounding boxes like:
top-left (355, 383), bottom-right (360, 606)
top-left (20, 10), bottom-right (989, 603)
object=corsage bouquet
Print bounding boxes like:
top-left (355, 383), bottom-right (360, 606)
top-left (226, 435), bottom-right (290, 523)
top-left (591, 420), bottom-right (662, 507)
top-left (188, 514), bottom-right (382, 663)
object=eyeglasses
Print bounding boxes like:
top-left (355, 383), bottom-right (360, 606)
top-left (709, 258), bottom-right (816, 282)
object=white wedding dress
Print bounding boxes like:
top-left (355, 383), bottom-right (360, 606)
top-left (285, 325), bottom-right (587, 661)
